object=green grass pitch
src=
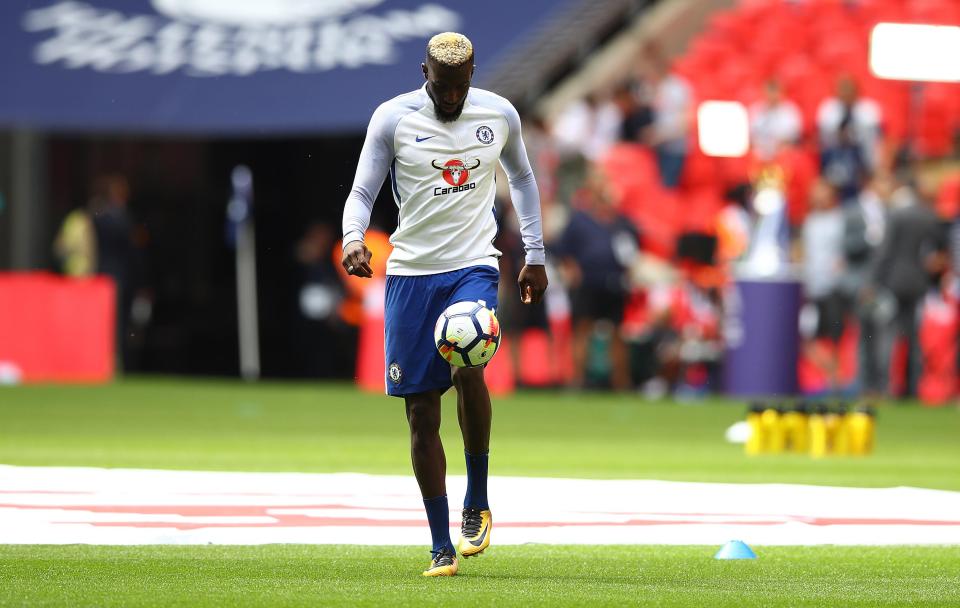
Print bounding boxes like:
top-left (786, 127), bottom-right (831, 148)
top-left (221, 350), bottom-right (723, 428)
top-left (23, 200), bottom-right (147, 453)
top-left (2, 545), bottom-right (959, 607)
top-left (1, 379), bottom-right (959, 606)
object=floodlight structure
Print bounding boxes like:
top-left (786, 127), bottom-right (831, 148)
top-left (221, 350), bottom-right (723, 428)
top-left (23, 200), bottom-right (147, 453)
top-left (870, 22), bottom-right (960, 159)
top-left (870, 23), bottom-right (960, 83)
top-left (697, 101), bottom-right (750, 158)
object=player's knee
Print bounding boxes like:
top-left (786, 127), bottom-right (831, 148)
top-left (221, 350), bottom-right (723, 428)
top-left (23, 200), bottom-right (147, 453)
top-left (451, 366), bottom-right (484, 390)
top-left (405, 396), bottom-right (441, 434)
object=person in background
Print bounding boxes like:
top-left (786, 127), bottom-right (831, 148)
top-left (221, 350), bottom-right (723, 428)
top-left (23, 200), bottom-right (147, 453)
top-left (865, 175), bottom-right (948, 397)
top-left (551, 93), bottom-right (620, 163)
top-left (90, 175), bottom-right (133, 289)
top-left (749, 79), bottom-right (803, 162)
top-left (554, 166), bottom-right (641, 390)
top-left (494, 204), bottom-right (554, 386)
top-left (293, 222), bottom-right (348, 378)
top-left (715, 183), bottom-right (753, 269)
top-left (549, 96), bottom-right (596, 206)
top-left (520, 112), bottom-right (559, 212)
top-left (801, 179), bottom-right (847, 392)
top-left (820, 114), bottom-right (868, 205)
top-left (843, 172), bottom-right (893, 397)
top-left (637, 44), bottom-right (692, 188)
top-left (82, 174), bottom-right (135, 371)
top-left (951, 202), bottom-right (960, 387)
top-left (53, 202), bottom-right (96, 277)
top-left (817, 75), bottom-right (883, 171)
top-left (612, 80), bottom-right (652, 144)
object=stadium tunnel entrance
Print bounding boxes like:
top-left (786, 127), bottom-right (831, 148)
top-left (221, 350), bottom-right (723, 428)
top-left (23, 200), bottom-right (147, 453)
top-left (38, 134), bottom-right (405, 378)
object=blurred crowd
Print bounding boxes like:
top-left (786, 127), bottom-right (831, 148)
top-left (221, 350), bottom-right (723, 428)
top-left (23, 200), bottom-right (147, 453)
top-left (492, 34), bottom-right (960, 403)
top-left (48, 1), bottom-right (960, 403)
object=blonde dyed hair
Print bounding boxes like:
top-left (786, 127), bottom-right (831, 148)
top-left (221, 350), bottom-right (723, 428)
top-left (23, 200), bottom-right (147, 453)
top-left (427, 32), bottom-right (474, 67)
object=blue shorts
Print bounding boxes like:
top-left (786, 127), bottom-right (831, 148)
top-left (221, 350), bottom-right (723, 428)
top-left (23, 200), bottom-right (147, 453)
top-left (384, 265), bottom-right (499, 397)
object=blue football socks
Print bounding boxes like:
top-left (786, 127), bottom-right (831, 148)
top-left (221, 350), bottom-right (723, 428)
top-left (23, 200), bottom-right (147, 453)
top-left (422, 495), bottom-right (454, 554)
top-left (463, 450), bottom-right (489, 510)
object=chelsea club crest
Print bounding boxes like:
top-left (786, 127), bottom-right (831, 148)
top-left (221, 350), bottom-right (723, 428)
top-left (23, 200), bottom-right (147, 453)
top-left (388, 362), bottom-right (403, 384)
top-left (476, 125), bottom-right (494, 144)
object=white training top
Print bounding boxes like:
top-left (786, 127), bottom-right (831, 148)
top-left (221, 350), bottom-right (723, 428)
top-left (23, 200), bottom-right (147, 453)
top-left (342, 85), bottom-right (545, 276)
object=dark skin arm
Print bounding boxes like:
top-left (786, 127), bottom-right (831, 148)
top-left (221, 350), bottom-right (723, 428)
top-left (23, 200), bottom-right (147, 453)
top-left (341, 240), bottom-right (373, 278)
top-left (518, 264), bottom-right (548, 304)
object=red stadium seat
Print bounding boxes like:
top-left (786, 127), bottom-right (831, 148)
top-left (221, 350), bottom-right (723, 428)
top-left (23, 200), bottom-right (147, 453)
top-left (601, 143), bottom-right (657, 181)
top-left (681, 188), bottom-right (725, 233)
top-left (708, 11), bottom-right (751, 45)
top-left (483, 336), bottom-right (515, 395)
top-left (619, 0), bottom-right (960, 267)
top-left (936, 172), bottom-right (960, 220)
top-left (620, 189), bottom-right (682, 259)
top-left (777, 59), bottom-right (831, 132)
top-left (861, 79), bottom-right (909, 141)
top-left (516, 329), bottom-right (555, 387)
top-left (916, 83), bottom-right (960, 159)
top-left (718, 155), bottom-right (752, 189)
top-left (680, 149), bottom-right (719, 190)
top-left (598, 144), bottom-right (682, 257)
top-left (918, 294), bottom-right (958, 405)
top-left (814, 37), bottom-right (866, 73)
top-left (907, 0), bottom-right (960, 24)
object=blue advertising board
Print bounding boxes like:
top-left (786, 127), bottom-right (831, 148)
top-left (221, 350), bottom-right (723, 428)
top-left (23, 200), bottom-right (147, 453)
top-left (1, 0), bottom-right (565, 133)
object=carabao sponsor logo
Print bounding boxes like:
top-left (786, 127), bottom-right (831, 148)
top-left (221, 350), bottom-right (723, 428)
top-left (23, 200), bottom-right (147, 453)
top-left (431, 158), bottom-right (479, 187)
top-left (431, 158), bottom-right (480, 196)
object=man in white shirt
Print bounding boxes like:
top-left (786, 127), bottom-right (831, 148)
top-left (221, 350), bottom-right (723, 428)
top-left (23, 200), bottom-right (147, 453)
top-left (749, 79), bottom-right (803, 161)
top-left (816, 76), bottom-right (882, 170)
top-left (802, 179), bottom-right (847, 391)
top-left (638, 46), bottom-right (692, 188)
top-left (341, 32), bottom-right (547, 577)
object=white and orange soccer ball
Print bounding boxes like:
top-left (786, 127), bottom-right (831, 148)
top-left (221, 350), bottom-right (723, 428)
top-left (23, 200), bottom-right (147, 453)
top-left (433, 301), bottom-right (500, 368)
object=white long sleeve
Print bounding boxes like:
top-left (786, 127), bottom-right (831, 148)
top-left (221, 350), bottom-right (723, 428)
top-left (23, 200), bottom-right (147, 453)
top-left (341, 86), bottom-right (545, 274)
top-left (341, 91), bottom-right (421, 247)
top-left (497, 99), bottom-right (545, 266)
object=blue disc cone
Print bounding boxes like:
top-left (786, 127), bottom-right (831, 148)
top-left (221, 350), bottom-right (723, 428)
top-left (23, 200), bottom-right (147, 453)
top-left (714, 540), bottom-right (757, 560)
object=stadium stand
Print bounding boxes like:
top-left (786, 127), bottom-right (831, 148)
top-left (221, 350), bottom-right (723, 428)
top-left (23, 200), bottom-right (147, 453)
top-left (527, 0), bottom-right (960, 398)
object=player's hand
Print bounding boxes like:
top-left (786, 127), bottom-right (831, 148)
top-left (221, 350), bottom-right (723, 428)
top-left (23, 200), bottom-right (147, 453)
top-left (342, 240), bottom-right (373, 278)
top-left (518, 264), bottom-right (548, 305)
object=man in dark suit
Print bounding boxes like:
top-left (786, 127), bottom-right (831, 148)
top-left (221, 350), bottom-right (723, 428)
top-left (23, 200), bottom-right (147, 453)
top-left (865, 177), bottom-right (948, 397)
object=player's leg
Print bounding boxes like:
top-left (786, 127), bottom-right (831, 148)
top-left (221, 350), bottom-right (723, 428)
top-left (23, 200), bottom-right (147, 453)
top-left (406, 389), bottom-right (447, 499)
top-left (446, 266), bottom-right (499, 557)
top-left (453, 366), bottom-right (491, 455)
top-left (452, 366), bottom-right (492, 556)
top-left (405, 390), bottom-right (458, 576)
top-left (384, 273), bottom-right (458, 576)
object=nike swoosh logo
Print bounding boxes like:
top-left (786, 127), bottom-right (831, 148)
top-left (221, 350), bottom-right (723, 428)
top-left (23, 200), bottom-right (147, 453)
top-left (468, 523), bottom-right (488, 547)
top-left (415, 135), bottom-right (436, 142)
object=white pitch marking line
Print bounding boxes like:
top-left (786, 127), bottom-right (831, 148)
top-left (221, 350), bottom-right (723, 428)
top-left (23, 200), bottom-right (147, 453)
top-left (0, 465), bottom-right (959, 545)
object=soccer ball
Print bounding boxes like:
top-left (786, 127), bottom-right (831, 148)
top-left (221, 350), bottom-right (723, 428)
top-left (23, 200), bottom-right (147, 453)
top-left (434, 301), bottom-right (500, 368)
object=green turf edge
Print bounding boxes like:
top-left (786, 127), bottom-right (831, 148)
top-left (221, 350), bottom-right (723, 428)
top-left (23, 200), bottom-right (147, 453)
top-left (2, 380), bottom-right (959, 491)
top-left (2, 544), bottom-right (959, 608)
